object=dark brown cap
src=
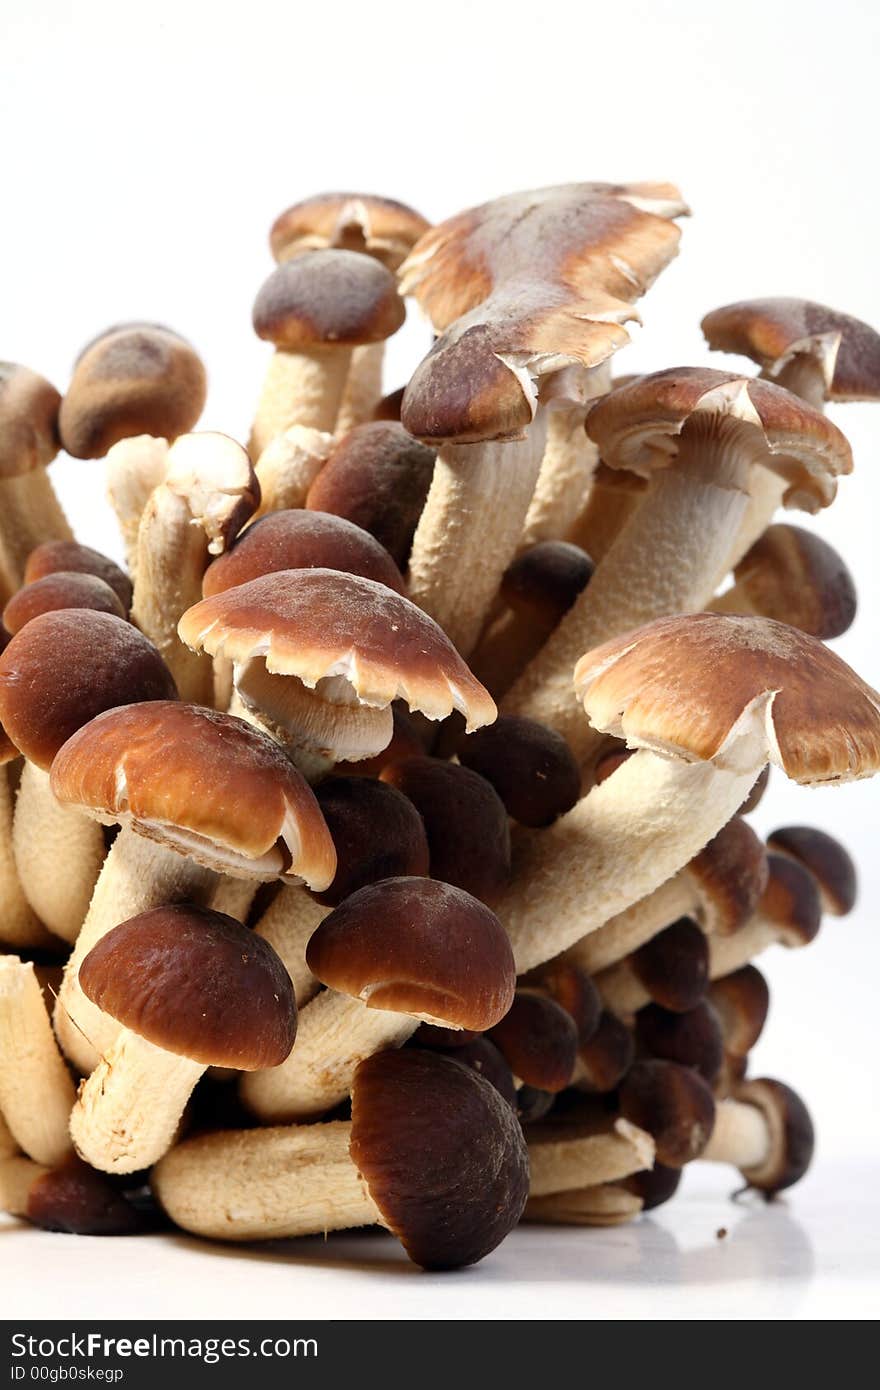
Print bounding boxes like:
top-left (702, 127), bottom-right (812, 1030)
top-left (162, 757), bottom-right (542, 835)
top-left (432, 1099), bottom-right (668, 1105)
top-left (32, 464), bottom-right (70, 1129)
top-left (501, 542), bottom-right (594, 626)
top-left (26, 1155), bottom-right (143, 1236)
top-left (351, 1047), bottom-right (529, 1269)
top-left (50, 701), bottom-right (337, 889)
top-left (400, 322), bottom-right (537, 443)
top-left (311, 777), bottom-right (429, 906)
top-left (635, 1000), bottom-right (724, 1086)
top-left (739, 764), bottom-right (770, 815)
top-left (760, 853), bottom-right (822, 946)
top-left (270, 192), bottom-right (429, 270)
top-left (80, 904), bottom-right (296, 1068)
top-left (411, 1023), bottom-right (481, 1049)
top-left (523, 961), bottom-right (602, 1044)
top-left (381, 756), bottom-right (511, 904)
top-left (575, 613), bottom-right (880, 787)
top-left (707, 966), bottom-right (770, 1056)
top-left (59, 325), bottom-right (207, 459)
top-left (575, 1010), bottom-right (634, 1092)
top-left (456, 714), bottom-right (580, 828)
top-left (305, 422), bottom-right (435, 569)
top-left (489, 990), bottom-right (579, 1092)
top-left (733, 1077), bottom-right (815, 1193)
top-left (24, 540), bottom-right (133, 612)
top-left (621, 1162), bottom-right (682, 1211)
top-left (618, 1059), bottom-right (716, 1167)
top-left (630, 918), bottom-right (709, 1012)
top-left (0, 610), bottom-right (177, 770)
top-left (731, 525), bottom-right (857, 640)
top-left (252, 250), bottom-right (405, 350)
top-left (3, 572), bottom-right (126, 635)
top-left (306, 877), bottom-right (515, 1030)
top-left (372, 386), bottom-right (405, 422)
top-left (684, 816), bottom-right (769, 936)
top-left (415, 1037), bottom-right (517, 1110)
top-left (766, 824), bottom-right (857, 916)
top-left (516, 1086), bottom-right (556, 1123)
top-left (0, 363), bottom-right (61, 479)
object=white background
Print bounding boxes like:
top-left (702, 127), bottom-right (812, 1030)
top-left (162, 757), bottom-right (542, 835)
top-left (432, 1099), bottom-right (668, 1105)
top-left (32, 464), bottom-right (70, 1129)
top-left (2, 0), bottom-right (878, 1318)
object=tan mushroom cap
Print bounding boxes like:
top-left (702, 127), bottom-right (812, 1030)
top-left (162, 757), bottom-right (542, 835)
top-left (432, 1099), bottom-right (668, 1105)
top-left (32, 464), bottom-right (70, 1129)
top-left (0, 363), bottom-right (61, 479)
top-left (701, 298), bottom-right (880, 402)
top-left (49, 701), bottom-right (337, 889)
top-left (731, 524), bottom-right (857, 639)
top-left (574, 612), bottom-right (880, 786)
top-left (59, 325), bottom-right (207, 459)
top-left (179, 569), bottom-right (496, 731)
top-left (586, 368), bottom-right (853, 512)
top-left (270, 192), bottom-right (430, 270)
top-left (684, 816), bottom-right (769, 936)
top-left (252, 250), bottom-right (405, 351)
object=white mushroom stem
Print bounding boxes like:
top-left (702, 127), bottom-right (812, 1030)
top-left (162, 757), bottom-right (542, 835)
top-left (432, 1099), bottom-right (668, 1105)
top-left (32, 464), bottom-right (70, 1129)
top-left (12, 763), bottom-right (106, 943)
top-left (520, 405), bottom-right (598, 548)
top-left (69, 1030), bottom-right (205, 1174)
top-left (0, 958), bottom-right (75, 1166)
top-left (707, 916), bottom-right (792, 978)
top-left (592, 961), bottom-right (653, 1019)
top-left (240, 990), bottom-right (416, 1122)
top-left (0, 768), bottom-right (55, 949)
top-left (152, 1121), bottom-right (382, 1241)
top-left (560, 872), bottom-right (696, 975)
top-left (0, 1155), bottom-right (48, 1218)
top-left (335, 343), bottom-right (386, 435)
top-left (721, 467), bottom-right (788, 576)
top-left (527, 1119), bottom-right (655, 1197)
top-left (251, 425), bottom-right (334, 516)
top-left (249, 348), bottom-right (352, 459)
top-left (206, 875), bottom-right (258, 923)
top-left (566, 470), bottom-right (646, 561)
top-left (407, 418), bottom-right (548, 658)
top-left (0, 470), bottom-right (73, 596)
top-left (105, 435), bottom-right (169, 579)
top-left (523, 1182), bottom-right (643, 1227)
top-left (252, 885), bottom-right (327, 1006)
top-left (768, 356), bottom-right (828, 411)
top-left (55, 831), bottom-right (217, 1074)
top-left (702, 1097), bottom-right (769, 1170)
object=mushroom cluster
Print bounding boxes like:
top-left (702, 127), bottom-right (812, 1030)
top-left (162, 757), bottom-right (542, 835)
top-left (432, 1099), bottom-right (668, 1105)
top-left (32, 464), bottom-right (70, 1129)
top-left (1, 187), bottom-right (878, 1269)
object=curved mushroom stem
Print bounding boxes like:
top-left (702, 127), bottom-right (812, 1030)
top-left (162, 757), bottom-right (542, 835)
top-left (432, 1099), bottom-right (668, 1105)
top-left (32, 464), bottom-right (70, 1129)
top-left (527, 1119), bottom-right (655, 1197)
top-left (252, 884), bottom-right (327, 1006)
top-left (523, 1183), bottom-right (643, 1227)
top-left (560, 872), bottom-right (696, 975)
top-left (707, 918), bottom-right (786, 978)
top-left (0, 1155), bottom-right (48, 1218)
top-left (0, 471), bottom-right (72, 596)
top-left (566, 465), bottom-right (647, 562)
top-left (69, 1030), bottom-right (204, 1174)
top-left (520, 406), bottom-right (597, 549)
top-left (54, 830), bottom-right (217, 1074)
top-left (0, 769), bottom-right (55, 949)
top-left (0, 958), bottom-right (75, 1166)
top-left (206, 875), bottom-right (258, 923)
top-left (105, 435), bottom-right (169, 579)
top-left (720, 467), bottom-right (788, 577)
top-left (701, 1097), bottom-right (769, 1171)
top-left (152, 1121), bottom-right (382, 1241)
top-left (240, 990), bottom-right (415, 1122)
top-left (12, 763), bottom-right (106, 943)
top-left (335, 343), bottom-right (385, 435)
top-left (251, 425), bottom-right (334, 516)
top-left (249, 348), bottom-right (352, 459)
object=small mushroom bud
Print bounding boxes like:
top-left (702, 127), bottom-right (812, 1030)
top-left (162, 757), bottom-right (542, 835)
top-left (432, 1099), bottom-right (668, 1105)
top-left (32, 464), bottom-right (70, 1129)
top-left (1, 1153), bottom-right (143, 1235)
top-left (572, 1010), bottom-right (635, 1093)
top-left (312, 777), bottom-right (430, 905)
top-left (3, 572), bottom-right (126, 635)
top-left (596, 918), bottom-right (710, 1018)
top-left (766, 824), bottom-right (857, 916)
top-left (489, 990), bottom-right (579, 1093)
top-left (457, 715), bottom-right (580, 827)
top-left (619, 1059), bottom-right (716, 1167)
top-left (635, 1000), bottom-right (725, 1086)
top-left (702, 1077), bottom-right (814, 1194)
top-left (621, 1162), bottom-right (682, 1211)
top-left (25, 540), bottom-right (133, 612)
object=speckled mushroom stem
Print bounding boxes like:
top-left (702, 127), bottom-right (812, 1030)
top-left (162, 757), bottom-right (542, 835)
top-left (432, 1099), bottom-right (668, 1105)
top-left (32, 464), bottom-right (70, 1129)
top-left (335, 343), bottom-right (386, 435)
top-left (520, 406), bottom-right (598, 549)
top-left (105, 435), bottom-right (169, 579)
top-left (0, 770), bottom-right (55, 949)
top-left (527, 1119), bottom-right (655, 1197)
top-left (523, 1182), bottom-right (643, 1227)
top-left (54, 831), bottom-right (217, 1074)
top-left (152, 1122), bottom-right (382, 1242)
top-left (249, 349), bottom-right (352, 461)
top-left (0, 958), bottom-right (75, 1166)
top-left (559, 872), bottom-right (696, 975)
top-left (252, 885), bottom-right (327, 1006)
top-left (0, 472), bottom-right (73, 597)
top-left (69, 1030), bottom-right (205, 1174)
top-left (12, 763), bottom-right (106, 943)
top-left (251, 426), bottom-right (334, 516)
top-left (701, 1097), bottom-right (769, 1170)
top-left (406, 421), bottom-right (548, 657)
top-left (240, 990), bottom-right (415, 1122)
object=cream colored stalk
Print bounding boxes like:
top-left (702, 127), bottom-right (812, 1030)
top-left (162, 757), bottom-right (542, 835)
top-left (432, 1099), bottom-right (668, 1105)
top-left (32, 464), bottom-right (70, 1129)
top-left (0, 958), bottom-right (75, 1165)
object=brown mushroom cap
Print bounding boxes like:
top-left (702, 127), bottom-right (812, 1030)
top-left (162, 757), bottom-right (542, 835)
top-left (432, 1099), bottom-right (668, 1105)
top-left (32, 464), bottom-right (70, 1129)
top-left (0, 610), bottom-right (177, 770)
top-left (311, 777), bottom-right (430, 906)
top-left (180, 569), bottom-right (496, 732)
top-left (350, 1047), bottom-right (529, 1270)
top-left (574, 613), bottom-right (880, 786)
top-left (381, 756), bottom-right (511, 904)
top-left (575, 1009), bottom-right (635, 1093)
top-left (3, 572), bottom-right (127, 634)
top-left (734, 1077), bottom-right (815, 1193)
top-left (488, 990), bottom-right (579, 1092)
top-left (25, 1155), bottom-right (143, 1236)
top-left (701, 298), bottom-right (880, 402)
top-left (415, 1037), bottom-right (517, 1110)
top-left (202, 509), bottom-right (405, 598)
top-left (618, 1059), bottom-right (716, 1167)
top-left (24, 540), bottom-right (133, 612)
top-left (306, 876), bottom-right (515, 1030)
top-left (635, 1000), bottom-right (724, 1086)
top-left (523, 961), bottom-right (602, 1044)
top-left (516, 1086), bottom-right (556, 1123)
top-left (501, 541), bottom-right (594, 626)
top-left (0, 363), bottom-right (61, 479)
top-left (50, 701), bottom-right (337, 889)
top-left (685, 816), bottom-right (769, 936)
top-left (760, 853), bottom-right (822, 946)
top-left (766, 824), bottom-right (857, 916)
top-left (739, 763), bottom-right (770, 815)
top-left (270, 192), bottom-right (429, 270)
top-left (621, 1162), bottom-right (682, 1211)
top-left (630, 918), bottom-right (709, 1013)
top-left (707, 966), bottom-right (770, 1056)
top-left (731, 525), bottom-right (857, 640)
top-left (304, 423), bottom-right (436, 569)
top-left (252, 250), bottom-right (405, 350)
top-left (59, 325), bottom-right (207, 459)
top-left (457, 714), bottom-right (580, 828)
top-left (80, 904), bottom-right (296, 1068)
top-left (372, 386), bottom-right (405, 422)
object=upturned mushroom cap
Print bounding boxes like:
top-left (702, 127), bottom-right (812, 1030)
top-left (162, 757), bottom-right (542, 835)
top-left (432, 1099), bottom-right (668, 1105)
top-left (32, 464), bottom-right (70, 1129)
top-left (59, 324), bottom-right (207, 459)
top-left (575, 1010), bottom-right (634, 1093)
top-left (521, 961), bottom-right (602, 1044)
top-left (350, 1047), bottom-right (529, 1269)
top-left (684, 816), bottom-right (769, 936)
top-left (501, 542), bottom-right (594, 626)
top-left (730, 525), bottom-right (857, 640)
top-left (488, 990), bottom-right (579, 1092)
top-left (574, 613), bottom-right (880, 786)
top-left (629, 918), bottom-right (709, 1012)
top-left (456, 714), bottom-right (580, 827)
top-left (24, 540), bottom-right (133, 611)
top-left (304, 422), bottom-right (436, 568)
top-left (766, 825), bottom-right (857, 916)
top-left (312, 777), bottom-right (429, 906)
top-left (635, 1000), bottom-right (724, 1086)
top-left (25, 1155), bottom-right (143, 1236)
top-left (179, 569), bottom-right (496, 732)
top-left (760, 853), bottom-right (822, 946)
top-left (733, 1077), bottom-right (815, 1193)
top-left (161, 432), bottom-right (260, 555)
top-left (618, 1059), bottom-right (716, 1167)
top-left (252, 250), bottom-right (405, 350)
top-left (585, 368), bottom-right (852, 513)
top-left (701, 298), bottom-right (880, 402)
top-left (0, 363), bottom-right (62, 479)
top-left (621, 1162), bottom-right (682, 1211)
top-left (380, 756), bottom-right (511, 903)
top-left (306, 877), bottom-right (515, 1030)
top-left (3, 572), bottom-right (127, 634)
top-left (270, 192), bottom-right (429, 270)
top-left (79, 905), bottom-right (296, 1068)
top-left (202, 509), bottom-right (405, 598)
top-left (707, 965), bottom-right (770, 1056)
top-left (0, 610), bottom-right (177, 770)
top-left (50, 701), bottom-right (337, 889)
